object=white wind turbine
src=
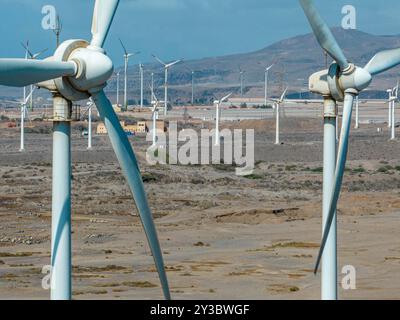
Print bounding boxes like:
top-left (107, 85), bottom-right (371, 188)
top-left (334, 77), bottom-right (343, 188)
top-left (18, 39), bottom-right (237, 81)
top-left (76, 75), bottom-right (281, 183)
top-left (270, 88), bottom-right (288, 145)
top-left (0, 0), bottom-right (170, 300)
top-left (239, 66), bottom-right (245, 97)
top-left (214, 93), bottom-right (232, 146)
top-left (187, 68), bottom-right (196, 106)
top-left (139, 63), bottom-right (144, 110)
top-left (387, 88), bottom-right (393, 128)
top-left (115, 70), bottom-right (120, 107)
top-left (119, 38), bottom-right (140, 111)
top-left (390, 82), bottom-right (399, 140)
top-left (300, 0), bottom-right (400, 300)
top-left (149, 86), bottom-right (160, 146)
top-left (152, 55), bottom-right (182, 117)
top-left (21, 42), bottom-right (47, 110)
top-left (19, 88), bottom-right (35, 152)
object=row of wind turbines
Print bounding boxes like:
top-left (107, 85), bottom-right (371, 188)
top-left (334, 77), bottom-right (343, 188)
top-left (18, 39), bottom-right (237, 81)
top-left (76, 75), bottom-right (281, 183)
top-left (2, 0), bottom-right (400, 301)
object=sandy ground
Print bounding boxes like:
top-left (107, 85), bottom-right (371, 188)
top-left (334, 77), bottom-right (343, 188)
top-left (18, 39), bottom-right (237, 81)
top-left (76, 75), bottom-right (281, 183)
top-left (0, 108), bottom-right (400, 300)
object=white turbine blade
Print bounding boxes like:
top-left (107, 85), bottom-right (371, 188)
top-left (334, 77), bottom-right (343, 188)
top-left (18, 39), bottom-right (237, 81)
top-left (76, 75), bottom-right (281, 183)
top-left (221, 93), bottom-right (233, 102)
top-left (91, 89), bottom-right (171, 300)
top-left (0, 58), bottom-right (77, 87)
top-left (299, 0), bottom-right (349, 71)
top-left (91, 0), bottom-right (120, 48)
top-left (33, 48), bottom-right (48, 60)
top-left (119, 38), bottom-right (128, 55)
top-left (21, 41), bottom-right (34, 59)
top-left (279, 88), bottom-right (288, 102)
top-left (166, 59), bottom-right (182, 68)
top-left (152, 55), bottom-right (166, 66)
top-left (364, 48), bottom-right (400, 76)
top-left (24, 87), bottom-right (36, 105)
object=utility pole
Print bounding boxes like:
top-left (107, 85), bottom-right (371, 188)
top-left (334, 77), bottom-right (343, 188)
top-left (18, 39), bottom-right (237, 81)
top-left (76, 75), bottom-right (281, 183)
top-left (52, 15), bottom-right (62, 49)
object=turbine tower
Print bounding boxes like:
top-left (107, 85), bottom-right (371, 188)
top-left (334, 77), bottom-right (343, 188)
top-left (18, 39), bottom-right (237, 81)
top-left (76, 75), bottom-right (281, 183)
top-left (152, 55), bottom-right (182, 117)
top-left (119, 38), bottom-right (139, 111)
top-left (214, 93), bottom-right (232, 146)
top-left (299, 0), bottom-right (400, 300)
top-left (387, 88), bottom-right (393, 128)
top-left (239, 66), bottom-right (245, 97)
top-left (86, 99), bottom-right (94, 149)
top-left (0, 0), bottom-right (170, 300)
top-left (115, 70), bottom-right (120, 107)
top-left (187, 68), bottom-right (196, 106)
top-left (390, 82), bottom-right (399, 140)
top-left (354, 96), bottom-right (359, 129)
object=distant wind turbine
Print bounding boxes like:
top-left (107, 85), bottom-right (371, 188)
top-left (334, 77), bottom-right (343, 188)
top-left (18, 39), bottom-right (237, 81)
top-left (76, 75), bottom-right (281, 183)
top-left (152, 54), bottom-right (182, 116)
top-left (119, 38), bottom-right (140, 111)
top-left (214, 93), bottom-right (232, 146)
top-left (21, 41), bottom-right (47, 111)
top-left (270, 88), bottom-right (288, 145)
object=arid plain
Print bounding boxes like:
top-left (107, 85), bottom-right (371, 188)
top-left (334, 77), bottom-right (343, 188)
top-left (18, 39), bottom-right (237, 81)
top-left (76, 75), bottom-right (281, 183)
top-left (0, 105), bottom-right (400, 300)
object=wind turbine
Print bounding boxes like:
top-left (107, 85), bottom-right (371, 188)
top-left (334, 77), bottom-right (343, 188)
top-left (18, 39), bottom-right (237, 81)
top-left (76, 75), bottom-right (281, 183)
top-left (390, 82), bottom-right (399, 140)
top-left (139, 63), bottom-right (144, 110)
top-left (21, 42), bottom-right (47, 111)
top-left (149, 86), bottom-right (160, 146)
top-left (299, 0), bottom-right (400, 300)
top-left (152, 55), bottom-right (182, 116)
top-left (187, 68), bottom-right (196, 106)
top-left (0, 0), bottom-right (170, 300)
top-left (19, 88), bottom-right (35, 152)
top-left (214, 93), bottom-right (232, 146)
top-left (115, 70), bottom-right (120, 107)
top-left (387, 88), bottom-right (393, 128)
top-left (239, 66), bottom-right (245, 97)
top-left (119, 38), bottom-right (140, 111)
top-left (264, 64), bottom-right (274, 106)
top-left (270, 88), bottom-right (288, 145)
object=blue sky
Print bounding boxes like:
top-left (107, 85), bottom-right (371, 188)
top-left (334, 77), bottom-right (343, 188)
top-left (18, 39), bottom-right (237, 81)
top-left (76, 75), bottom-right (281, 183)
top-left (0, 0), bottom-right (400, 67)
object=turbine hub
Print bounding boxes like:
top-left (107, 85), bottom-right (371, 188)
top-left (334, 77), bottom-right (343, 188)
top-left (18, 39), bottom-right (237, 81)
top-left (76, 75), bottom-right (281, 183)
top-left (68, 46), bottom-right (114, 92)
top-left (42, 39), bottom-right (114, 102)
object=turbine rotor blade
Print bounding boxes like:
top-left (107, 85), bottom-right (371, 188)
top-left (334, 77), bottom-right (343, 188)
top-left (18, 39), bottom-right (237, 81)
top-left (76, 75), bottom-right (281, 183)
top-left (279, 88), bottom-right (288, 102)
top-left (364, 48), bottom-right (400, 76)
top-left (299, 0), bottom-right (349, 71)
top-left (152, 55), bottom-right (166, 66)
top-left (91, 0), bottom-right (120, 48)
top-left (0, 59), bottom-right (77, 87)
top-left (91, 90), bottom-right (171, 300)
top-left (314, 92), bottom-right (355, 273)
top-left (119, 38), bottom-right (128, 56)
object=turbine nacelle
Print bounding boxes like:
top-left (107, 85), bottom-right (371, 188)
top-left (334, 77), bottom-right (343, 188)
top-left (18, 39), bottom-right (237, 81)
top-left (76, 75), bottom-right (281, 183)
top-left (309, 63), bottom-right (372, 102)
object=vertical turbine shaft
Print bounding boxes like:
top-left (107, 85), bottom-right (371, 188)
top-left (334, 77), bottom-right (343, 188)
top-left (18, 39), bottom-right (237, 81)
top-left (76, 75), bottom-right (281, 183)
top-left (51, 119), bottom-right (72, 300)
top-left (322, 98), bottom-right (338, 300)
